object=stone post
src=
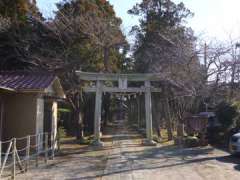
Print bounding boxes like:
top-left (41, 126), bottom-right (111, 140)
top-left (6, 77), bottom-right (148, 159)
top-left (93, 80), bottom-right (104, 146)
top-left (144, 81), bottom-right (156, 146)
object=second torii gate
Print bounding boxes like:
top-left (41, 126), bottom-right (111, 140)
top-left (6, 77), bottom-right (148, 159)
top-left (76, 71), bottom-right (163, 146)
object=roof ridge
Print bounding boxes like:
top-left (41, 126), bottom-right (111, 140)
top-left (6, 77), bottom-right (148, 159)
top-left (0, 70), bottom-right (54, 75)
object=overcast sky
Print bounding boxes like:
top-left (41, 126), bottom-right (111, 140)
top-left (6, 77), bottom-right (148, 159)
top-left (37, 0), bottom-right (240, 43)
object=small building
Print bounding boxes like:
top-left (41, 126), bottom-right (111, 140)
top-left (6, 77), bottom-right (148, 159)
top-left (0, 71), bottom-right (65, 143)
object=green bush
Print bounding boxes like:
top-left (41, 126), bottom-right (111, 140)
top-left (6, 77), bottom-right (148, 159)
top-left (57, 126), bottom-right (67, 139)
top-left (184, 136), bottom-right (199, 147)
top-left (216, 101), bottom-right (238, 130)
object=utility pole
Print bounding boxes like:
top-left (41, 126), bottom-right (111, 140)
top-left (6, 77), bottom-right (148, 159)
top-left (204, 43), bottom-right (208, 83)
top-left (230, 43), bottom-right (240, 98)
top-left (204, 43), bottom-right (207, 69)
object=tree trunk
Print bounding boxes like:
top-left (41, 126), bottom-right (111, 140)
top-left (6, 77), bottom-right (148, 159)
top-left (76, 110), bottom-right (84, 140)
top-left (165, 100), bottom-right (173, 140)
top-left (104, 47), bottom-right (110, 72)
top-left (152, 94), bottom-right (162, 138)
top-left (163, 85), bottom-right (173, 141)
top-left (74, 92), bottom-right (84, 140)
top-left (157, 125), bottom-right (162, 138)
top-left (103, 93), bottom-right (110, 126)
top-left (177, 122), bottom-right (184, 137)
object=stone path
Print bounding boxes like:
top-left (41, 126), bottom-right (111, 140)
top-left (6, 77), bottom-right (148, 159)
top-left (14, 120), bottom-right (240, 180)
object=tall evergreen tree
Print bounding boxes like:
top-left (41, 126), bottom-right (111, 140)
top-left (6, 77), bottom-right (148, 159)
top-left (0, 0), bottom-right (129, 138)
top-left (0, 0), bottom-right (40, 22)
top-left (0, 0), bottom-right (43, 70)
top-left (129, 0), bottom-right (203, 137)
top-left (54, 0), bottom-right (128, 72)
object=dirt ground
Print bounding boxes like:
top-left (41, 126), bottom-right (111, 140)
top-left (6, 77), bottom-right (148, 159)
top-left (14, 120), bottom-right (240, 180)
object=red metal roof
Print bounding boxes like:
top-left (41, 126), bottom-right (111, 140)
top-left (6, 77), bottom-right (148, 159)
top-left (0, 71), bottom-right (56, 91)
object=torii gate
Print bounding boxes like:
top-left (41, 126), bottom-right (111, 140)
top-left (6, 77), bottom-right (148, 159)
top-left (76, 71), bottom-right (163, 146)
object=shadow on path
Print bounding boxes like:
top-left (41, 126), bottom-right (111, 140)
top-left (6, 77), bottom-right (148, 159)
top-left (16, 119), bottom-right (240, 180)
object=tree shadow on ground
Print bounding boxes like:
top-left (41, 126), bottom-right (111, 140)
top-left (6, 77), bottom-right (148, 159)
top-left (87, 144), bottom-right (240, 179)
top-left (216, 155), bottom-right (240, 171)
top-left (121, 145), bottom-right (215, 160)
top-left (59, 134), bottom-right (221, 175)
top-left (35, 118), bottom-right (240, 180)
top-left (64, 145), bottom-right (221, 179)
top-left (234, 164), bottom-right (240, 171)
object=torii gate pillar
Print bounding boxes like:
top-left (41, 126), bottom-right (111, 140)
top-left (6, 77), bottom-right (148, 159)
top-left (92, 80), bottom-right (104, 146)
top-left (143, 81), bottom-right (157, 146)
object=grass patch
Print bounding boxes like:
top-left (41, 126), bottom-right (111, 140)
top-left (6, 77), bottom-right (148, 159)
top-left (153, 129), bottom-right (177, 144)
top-left (78, 137), bottom-right (91, 145)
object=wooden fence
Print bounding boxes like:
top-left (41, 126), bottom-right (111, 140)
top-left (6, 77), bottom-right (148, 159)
top-left (0, 132), bottom-right (56, 179)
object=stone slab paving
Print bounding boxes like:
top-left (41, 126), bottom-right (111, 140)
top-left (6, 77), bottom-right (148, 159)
top-left (11, 120), bottom-right (240, 180)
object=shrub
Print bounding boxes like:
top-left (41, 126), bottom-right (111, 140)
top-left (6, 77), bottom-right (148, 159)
top-left (216, 101), bottom-right (238, 130)
top-left (184, 136), bottom-right (199, 147)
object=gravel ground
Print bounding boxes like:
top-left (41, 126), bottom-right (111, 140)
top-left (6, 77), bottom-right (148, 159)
top-left (12, 120), bottom-right (240, 180)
